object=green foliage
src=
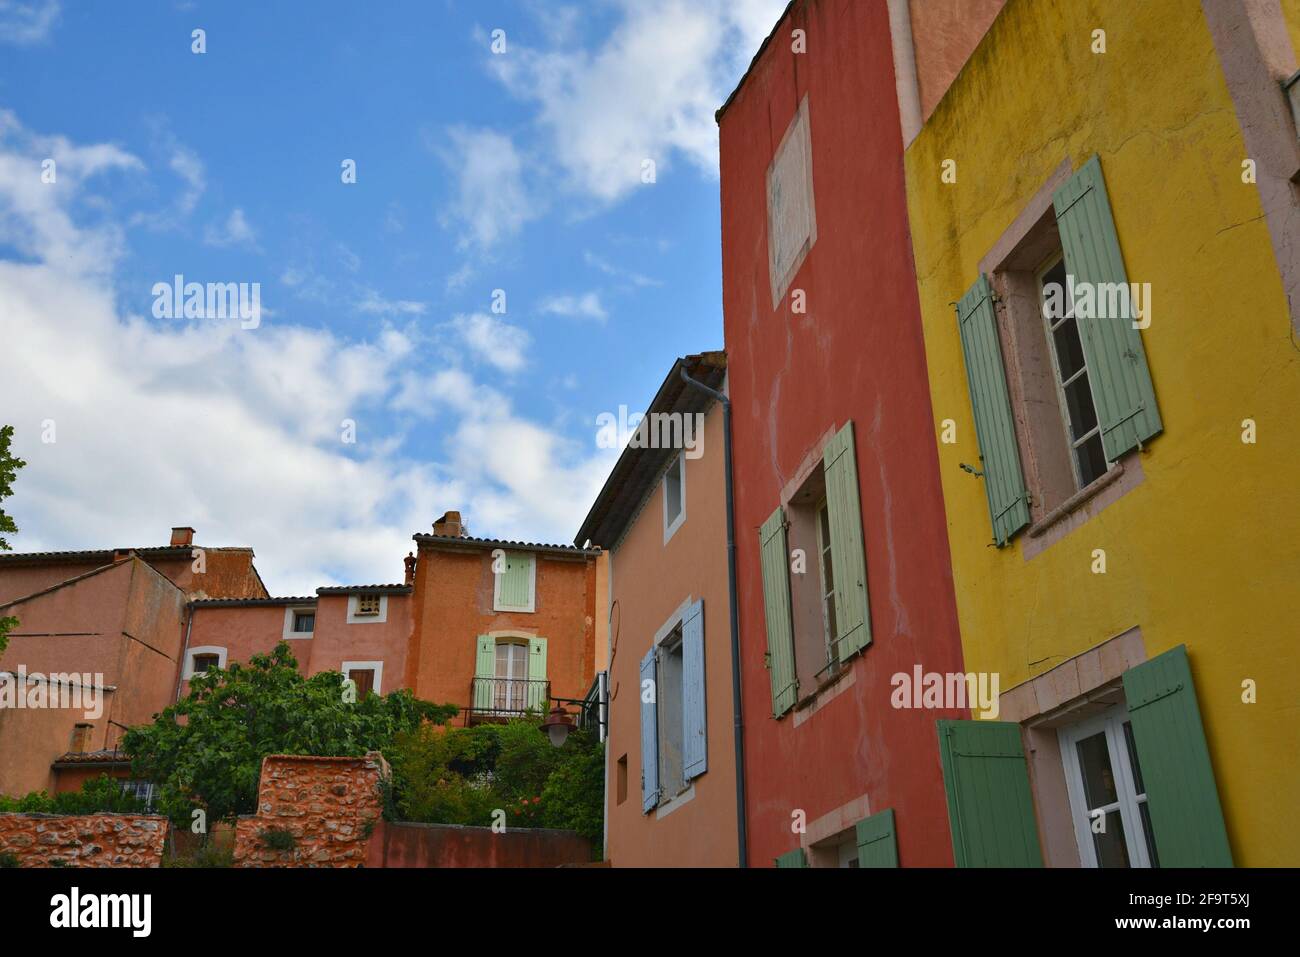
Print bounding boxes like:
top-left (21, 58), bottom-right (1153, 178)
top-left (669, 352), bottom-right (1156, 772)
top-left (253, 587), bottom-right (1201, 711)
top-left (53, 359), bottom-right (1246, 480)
top-left (258, 826), bottom-right (297, 851)
top-left (0, 852), bottom-right (19, 868)
top-left (162, 843), bottom-right (234, 868)
top-left (387, 717), bottom-right (605, 858)
top-left (121, 641), bottom-right (456, 826)
top-left (0, 774), bottom-right (149, 815)
top-left (0, 424), bottom-right (25, 654)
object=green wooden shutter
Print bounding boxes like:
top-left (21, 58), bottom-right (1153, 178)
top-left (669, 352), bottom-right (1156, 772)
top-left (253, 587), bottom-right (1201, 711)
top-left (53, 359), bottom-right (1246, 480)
top-left (526, 636), bottom-right (548, 712)
top-left (1122, 644), bottom-right (1232, 867)
top-left (855, 808), bottom-right (899, 867)
top-left (1053, 154), bottom-right (1162, 460)
top-left (473, 635), bottom-right (495, 710)
top-left (823, 421), bottom-right (871, 659)
top-left (759, 506), bottom-right (798, 717)
top-left (497, 552), bottom-right (533, 609)
top-left (937, 720), bottom-right (1043, 867)
top-left (774, 848), bottom-right (808, 868)
top-left (956, 275), bottom-right (1031, 546)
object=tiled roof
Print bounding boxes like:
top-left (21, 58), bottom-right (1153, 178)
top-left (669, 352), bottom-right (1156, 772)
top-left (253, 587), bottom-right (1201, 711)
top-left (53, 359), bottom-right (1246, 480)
top-left (0, 546), bottom-right (194, 565)
top-left (315, 584), bottom-right (412, 595)
top-left (413, 533), bottom-right (600, 558)
top-left (716, 0), bottom-right (795, 122)
top-left (51, 748), bottom-right (130, 766)
top-left (191, 596), bottom-right (316, 607)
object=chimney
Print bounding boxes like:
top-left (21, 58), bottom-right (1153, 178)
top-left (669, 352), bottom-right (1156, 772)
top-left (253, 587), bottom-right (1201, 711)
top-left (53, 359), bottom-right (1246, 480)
top-left (170, 526), bottom-right (196, 547)
top-left (404, 552), bottom-right (417, 586)
top-left (433, 511), bottom-right (466, 538)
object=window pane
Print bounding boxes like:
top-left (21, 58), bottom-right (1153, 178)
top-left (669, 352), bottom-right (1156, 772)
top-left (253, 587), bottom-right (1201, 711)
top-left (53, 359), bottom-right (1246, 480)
top-left (1040, 258), bottom-right (1069, 319)
top-left (1062, 372), bottom-right (1100, 441)
top-left (1122, 721), bottom-right (1146, 794)
top-left (1075, 433), bottom-right (1109, 486)
top-left (1138, 801), bottom-right (1160, 867)
top-left (1076, 731), bottom-right (1120, 808)
top-left (1091, 808), bottom-right (1132, 868)
top-left (1052, 316), bottom-right (1087, 380)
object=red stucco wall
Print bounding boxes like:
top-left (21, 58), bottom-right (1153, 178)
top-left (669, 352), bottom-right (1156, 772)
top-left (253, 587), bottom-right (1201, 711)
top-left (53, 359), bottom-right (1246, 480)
top-left (719, 0), bottom-right (968, 866)
top-left (366, 820), bottom-right (592, 868)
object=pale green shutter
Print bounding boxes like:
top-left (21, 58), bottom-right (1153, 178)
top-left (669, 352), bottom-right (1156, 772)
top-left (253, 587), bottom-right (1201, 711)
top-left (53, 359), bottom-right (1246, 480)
top-left (937, 720), bottom-right (1043, 867)
top-left (956, 275), bottom-right (1031, 546)
top-left (774, 848), bottom-right (808, 868)
top-left (1122, 645), bottom-right (1232, 866)
top-left (1053, 154), bottom-right (1162, 460)
top-left (759, 506), bottom-right (798, 717)
top-left (497, 552), bottom-right (533, 609)
top-left (473, 635), bottom-right (494, 710)
top-left (855, 808), bottom-right (899, 867)
top-left (823, 421), bottom-right (871, 659)
top-left (526, 637), bottom-right (548, 712)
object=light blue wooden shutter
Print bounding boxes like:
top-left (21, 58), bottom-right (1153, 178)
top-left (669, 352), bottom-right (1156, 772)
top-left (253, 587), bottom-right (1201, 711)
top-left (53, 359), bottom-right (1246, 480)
top-left (1053, 155), bottom-right (1161, 461)
top-left (526, 636), bottom-right (548, 712)
top-left (681, 599), bottom-right (707, 780)
top-left (473, 635), bottom-right (494, 710)
top-left (759, 506), bottom-right (798, 716)
top-left (640, 648), bottom-right (659, 813)
top-left (956, 275), bottom-right (1031, 546)
top-left (1122, 644), bottom-right (1232, 866)
top-left (937, 719), bottom-right (1043, 867)
top-left (855, 808), bottom-right (899, 867)
top-left (774, 848), bottom-right (808, 868)
top-left (497, 551), bottom-right (533, 609)
top-left (822, 421), bottom-right (871, 659)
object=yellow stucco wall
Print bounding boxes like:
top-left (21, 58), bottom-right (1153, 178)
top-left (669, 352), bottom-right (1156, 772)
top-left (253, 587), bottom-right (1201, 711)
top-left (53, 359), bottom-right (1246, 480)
top-left (904, 0), bottom-right (1300, 866)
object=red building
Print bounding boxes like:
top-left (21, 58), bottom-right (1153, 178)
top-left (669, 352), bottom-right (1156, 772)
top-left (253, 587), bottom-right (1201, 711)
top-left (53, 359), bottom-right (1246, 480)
top-left (718, 0), bottom-right (988, 866)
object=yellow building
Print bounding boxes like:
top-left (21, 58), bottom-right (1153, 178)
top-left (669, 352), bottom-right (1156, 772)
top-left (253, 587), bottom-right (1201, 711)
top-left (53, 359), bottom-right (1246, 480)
top-left (905, 0), bottom-right (1300, 867)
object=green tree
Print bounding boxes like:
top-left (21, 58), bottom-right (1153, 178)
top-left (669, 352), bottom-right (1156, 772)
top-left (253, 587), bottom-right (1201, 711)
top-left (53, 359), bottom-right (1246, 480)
top-left (0, 425), bottom-right (26, 654)
top-left (121, 641), bottom-right (455, 826)
top-left (0, 774), bottom-right (150, 815)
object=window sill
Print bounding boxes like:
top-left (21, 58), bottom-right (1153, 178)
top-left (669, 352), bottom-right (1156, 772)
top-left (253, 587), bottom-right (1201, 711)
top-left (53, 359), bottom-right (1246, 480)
top-left (1027, 462), bottom-right (1127, 539)
top-left (793, 665), bottom-right (856, 728)
top-left (654, 782), bottom-right (696, 820)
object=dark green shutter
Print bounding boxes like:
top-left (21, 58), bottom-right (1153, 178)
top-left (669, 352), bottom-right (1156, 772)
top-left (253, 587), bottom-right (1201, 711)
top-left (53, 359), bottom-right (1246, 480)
top-left (759, 506), bottom-right (798, 717)
top-left (956, 275), bottom-right (1030, 546)
top-left (937, 720), bottom-right (1043, 867)
top-left (823, 422), bottom-right (871, 659)
top-left (855, 808), bottom-right (899, 867)
top-left (1122, 644), bottom-right (1232, 867)
top-left (774, 848), bottom-right (807, 868)
top-left (1053, 154), bottom-right (1162, 460)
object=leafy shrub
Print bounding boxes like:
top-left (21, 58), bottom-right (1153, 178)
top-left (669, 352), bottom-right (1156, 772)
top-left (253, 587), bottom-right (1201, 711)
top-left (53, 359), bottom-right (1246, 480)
top-left (0, 852), bottom-right (19, 868)
top-left (0, 774), bottom-right (149, 815)
top-left (258, 827), bottom-right (297, 852)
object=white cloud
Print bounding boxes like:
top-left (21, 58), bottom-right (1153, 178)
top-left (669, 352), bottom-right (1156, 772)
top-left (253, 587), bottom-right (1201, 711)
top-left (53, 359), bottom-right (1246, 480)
top-left (438, 126), bottom-right (538, 250)
top-left (203, 207), bottom-right (258, 249)
top-left (584, 250), bottom-right (661, 288)
top-left (0, 0), bottom-right (59, 45)
top-left (446, 312), bottom-right (530, 373)
top-left (355, 289), bottom-right (427, 317)
top-left (488, 0), bottom-right (789, 202)
top-left (539, 291), bottom-right (607, 322)
top-left (0, 116), bottom-right (614, 593)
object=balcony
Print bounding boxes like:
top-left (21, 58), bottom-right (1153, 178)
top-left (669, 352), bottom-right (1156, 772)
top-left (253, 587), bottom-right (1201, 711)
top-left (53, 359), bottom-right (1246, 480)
top-left (468, 676), bottom-right (550, 722)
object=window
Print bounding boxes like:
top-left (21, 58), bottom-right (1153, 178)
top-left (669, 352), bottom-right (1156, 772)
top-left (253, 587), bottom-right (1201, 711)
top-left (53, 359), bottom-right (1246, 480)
top-left (293, 611), bottom-right (315, 633)
top-left (184, 645), bottom-right (228, 679)
top-left (815, 500), bottom-right (838, 671)
top-left (355, 593), bottom-right (381, 617)
top-left (121, 780), bottom-right (157, 811)
top-left (493, 552), bottom-right (536, 612)
top-left (663, 453), bottom-right (686, 542)
top-left (494, 641), bottom-right (530, 712)
top-left (69, 723), bottom-right (93, 753)
top-left (283, 606), bottom-right (317, 639)
top-left (473, 636), bottom-right (547, 714)
top-left (191, 654), bottom-right (219, 674)
top-left (616, 754), bottom-right (628, 806)
top-left (342, 660), bottom-right (384, 698)
top-left (1038, 253), bottom-right (1109, 488)
top-left (766, 95), bottom-right (817, 307)
top-left (639, 600), bottom-right (707, 813)
top-left (1059, 705), bottom-right (1158, 868)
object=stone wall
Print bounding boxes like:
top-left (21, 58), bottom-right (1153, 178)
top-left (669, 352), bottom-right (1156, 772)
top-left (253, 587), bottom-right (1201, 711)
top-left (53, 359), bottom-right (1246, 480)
top-left (231, 752), bottom-right (388, 868)
top-left (0, 812), bottom-right (168, 867)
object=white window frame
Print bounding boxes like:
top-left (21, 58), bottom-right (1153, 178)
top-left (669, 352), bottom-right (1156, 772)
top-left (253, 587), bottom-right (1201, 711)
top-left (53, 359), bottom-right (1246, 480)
top-left (184, 645), bottom-right (228, 679)
top-left (662, 452), bottom-right (687, 544)
top-left (346, 593), bottom-right (388, 624)
top-left (492, 552), bottom-right (537, 613)
top-left (341, 660), bottom-right (384, 696)
top-left (282, 605), bottom-right (317, 639)
top-left (1058, 703), bottom-right (1154, 868)
top-left (814, 497), bottom-right (837, 669)
top-left (1036, 251), bottom-right (1112, 490)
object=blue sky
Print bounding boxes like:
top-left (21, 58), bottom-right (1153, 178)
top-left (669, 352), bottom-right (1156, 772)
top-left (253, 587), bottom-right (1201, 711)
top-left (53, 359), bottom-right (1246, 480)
top-left (0, 0), bottom-right (784, 592)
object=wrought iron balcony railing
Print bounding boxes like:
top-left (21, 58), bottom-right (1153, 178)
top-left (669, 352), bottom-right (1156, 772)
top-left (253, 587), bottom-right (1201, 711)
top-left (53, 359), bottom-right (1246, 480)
top-left (470, 676), bottom-right (551, 717)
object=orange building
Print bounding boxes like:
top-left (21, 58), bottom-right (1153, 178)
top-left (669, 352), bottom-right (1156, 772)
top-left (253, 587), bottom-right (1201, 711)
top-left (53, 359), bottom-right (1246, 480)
top-left (575, 353), bottom-right (739, 867)
top-left (406, 512), bottom-right (603, 725)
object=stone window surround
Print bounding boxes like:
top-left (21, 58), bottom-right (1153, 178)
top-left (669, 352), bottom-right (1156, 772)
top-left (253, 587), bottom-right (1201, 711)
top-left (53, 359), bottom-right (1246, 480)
top-left (282, 605), bottom-right (317, 640)
top-left (184, 645), bottom-right (228, 679)
top-left (342, 659), bottom-right (384, 696)
top-left (996, 625), bottom-right (1148, 868)
top-left (976, 157), bottom-right (1147, 560)
top-left (346, 592), bottom-right (388, 624)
